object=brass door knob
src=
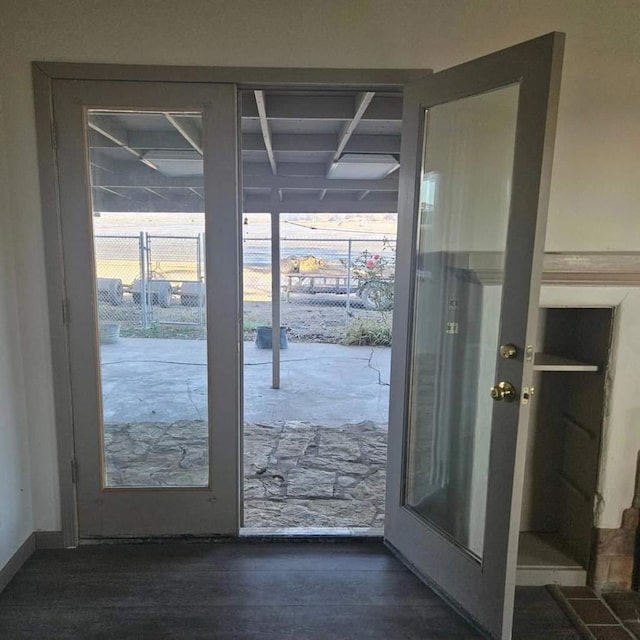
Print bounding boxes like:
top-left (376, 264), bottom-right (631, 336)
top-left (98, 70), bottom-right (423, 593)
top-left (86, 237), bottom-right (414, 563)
top-left (490, 381), bottom-right (517, 402)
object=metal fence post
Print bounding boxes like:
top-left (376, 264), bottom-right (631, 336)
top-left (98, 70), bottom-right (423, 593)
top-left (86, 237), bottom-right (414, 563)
top-left (346, 238), bottom-right (352, 320)
top-left (197, 233), bottom-right (204, 326)
top-left (139, 231), bottom-right (149, 328)
top-left (270, 205), bottom-right (281, 390)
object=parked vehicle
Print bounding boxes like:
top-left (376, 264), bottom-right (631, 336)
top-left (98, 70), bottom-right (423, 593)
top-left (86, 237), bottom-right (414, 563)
top-left (96, 277), bottom-right (124, 306)
top-left (179, 281), bottom-right (205, 307)
top-left (130, 278), bottom-right (173, 308)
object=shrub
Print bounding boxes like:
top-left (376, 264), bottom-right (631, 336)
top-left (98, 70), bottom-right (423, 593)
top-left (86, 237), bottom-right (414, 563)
top-left (340, 320), bottom-right (392, 347)
top-left (352, 240), bottom-right (395, 313)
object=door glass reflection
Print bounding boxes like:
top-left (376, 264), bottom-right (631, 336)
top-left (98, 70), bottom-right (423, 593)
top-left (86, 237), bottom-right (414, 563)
top-left (87, 109), bottom-right (209, 488)
top-left (404, 85), bottom-right (520, 558)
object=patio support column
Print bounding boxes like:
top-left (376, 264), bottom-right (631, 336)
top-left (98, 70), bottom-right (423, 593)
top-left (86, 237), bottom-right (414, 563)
top-left (270, 189), bottom-right (281, 389)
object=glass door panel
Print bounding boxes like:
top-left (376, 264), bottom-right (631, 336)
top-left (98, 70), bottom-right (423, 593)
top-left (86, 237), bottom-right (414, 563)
top-left (88, 109), bottom-right (209, 489)
top-left (405, 85), bottom-right (519, 558)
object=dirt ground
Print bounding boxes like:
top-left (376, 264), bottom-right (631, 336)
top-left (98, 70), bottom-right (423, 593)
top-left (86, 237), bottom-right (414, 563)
top-left (101, 294), bottom-right (389, 343)
top-left (247, 297), bottom-right (390, 343)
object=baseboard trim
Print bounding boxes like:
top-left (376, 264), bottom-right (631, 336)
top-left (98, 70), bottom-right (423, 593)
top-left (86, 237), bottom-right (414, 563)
top-left (0, 533), bottom-right (36, 593)
top-left (35, 530), bottom-right (64, 549)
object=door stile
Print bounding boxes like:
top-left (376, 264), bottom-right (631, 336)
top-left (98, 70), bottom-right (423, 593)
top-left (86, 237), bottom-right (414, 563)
top-left (498, 34), bottom-right (565, 633)
top-left (203, 84), bottom-right (242, 535)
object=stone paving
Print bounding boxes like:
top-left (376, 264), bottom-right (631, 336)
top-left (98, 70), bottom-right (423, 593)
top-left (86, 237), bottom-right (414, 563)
top-left (104, 420), bottom-right (387, 528)
top-left (104, 420), bottom-right (209, 488)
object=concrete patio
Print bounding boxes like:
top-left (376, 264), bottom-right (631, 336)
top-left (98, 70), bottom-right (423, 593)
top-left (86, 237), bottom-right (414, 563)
top-left (100, 338), bottom-right (391, 425)
top-left (100, 338), bottom-right (391, 528)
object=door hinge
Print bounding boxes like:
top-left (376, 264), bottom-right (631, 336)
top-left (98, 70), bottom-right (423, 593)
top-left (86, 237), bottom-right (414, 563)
top-left (62, 298), bottom-right (70, 325)
top-left (71, 458), bottom-right (78, 484)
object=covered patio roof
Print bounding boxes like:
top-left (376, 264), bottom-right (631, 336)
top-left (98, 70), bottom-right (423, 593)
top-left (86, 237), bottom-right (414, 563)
top-left (89, 90), bottom-right (402, 214)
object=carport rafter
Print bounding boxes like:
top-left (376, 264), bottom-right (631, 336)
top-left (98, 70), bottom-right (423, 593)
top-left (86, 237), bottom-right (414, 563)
top-left (87, 89), bottom-right (402, 213)
top-left (91, 169), bottom-right (399, 192)
top-left (88, 115), bottom-right (159, 171)
top-left (163, 113), bottom-right (203, 155)
top-left (90, 131), bottom-right (401, 155)
top-left (333, 92), bottom-right (375, 163)
top-left (240, 93), bottom-right (402, 121)
top-left (254, 90), bottom-right (277, 175)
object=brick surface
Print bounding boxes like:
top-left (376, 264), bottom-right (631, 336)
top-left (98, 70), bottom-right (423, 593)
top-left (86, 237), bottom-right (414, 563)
top-left (561, 586), bottom-right (597, 599)
top-left (589, 626), bottom-right (634, 640)
top-left (603, 591), bottom-right (640, 622)
top-left (570, 599), bottom-right (618, 625)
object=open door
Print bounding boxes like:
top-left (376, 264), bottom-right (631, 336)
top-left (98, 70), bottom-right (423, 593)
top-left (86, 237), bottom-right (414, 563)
top-left (385, 33), bottom-right (564, 639)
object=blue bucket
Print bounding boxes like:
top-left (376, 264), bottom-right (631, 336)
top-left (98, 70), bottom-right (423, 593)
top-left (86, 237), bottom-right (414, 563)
top-left (255, 326), bottom-right (288, 349)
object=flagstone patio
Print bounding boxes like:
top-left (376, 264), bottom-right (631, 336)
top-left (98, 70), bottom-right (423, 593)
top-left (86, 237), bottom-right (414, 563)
top-left (104, 419), bottom-right (387, 528)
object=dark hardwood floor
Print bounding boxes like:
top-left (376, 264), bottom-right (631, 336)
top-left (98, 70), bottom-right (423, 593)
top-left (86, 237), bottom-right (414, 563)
top-left (0, 541), bottom-right (580, 639)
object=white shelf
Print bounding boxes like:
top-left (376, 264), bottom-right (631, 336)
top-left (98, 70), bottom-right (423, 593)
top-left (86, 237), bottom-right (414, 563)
top-left (516, 532), bottom-right (586, 586)
top-left (533, 353), bottom-right (599, 372)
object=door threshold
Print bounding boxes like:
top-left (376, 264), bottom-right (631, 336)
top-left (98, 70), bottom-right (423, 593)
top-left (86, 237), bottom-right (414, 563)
top-left (77, 528), bottom-right (384, 545)
top-left (78, 534), bottom-right (237, 545)
top-left (240, 526), bottom-right (383, 539)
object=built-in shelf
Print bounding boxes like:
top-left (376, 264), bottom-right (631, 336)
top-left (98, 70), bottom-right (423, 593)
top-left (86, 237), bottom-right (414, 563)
top-left (517, 532), bottom-right (586, 587)
top-left (533, 353), bottom-right (599, 372)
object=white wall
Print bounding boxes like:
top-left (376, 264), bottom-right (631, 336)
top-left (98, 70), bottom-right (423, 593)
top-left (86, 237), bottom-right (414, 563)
top-left (0, 0), bottom-right (639, 534)
top-left (0, 91), bottom-right (33, 567)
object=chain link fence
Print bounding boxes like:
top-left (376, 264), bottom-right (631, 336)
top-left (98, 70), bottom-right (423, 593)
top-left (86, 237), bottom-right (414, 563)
top-left (242, 235), bottom-right (396, 344)
top-left (242, 222), bottom-right (273, 341)
top-left (94, 233), bottom-right (205, 337)
top-left (146, 234), bottom-right (205, 326)
top-left (96, 230), bottom-right (396, 344)
top-left (94, 234), bottom-right (144, 328)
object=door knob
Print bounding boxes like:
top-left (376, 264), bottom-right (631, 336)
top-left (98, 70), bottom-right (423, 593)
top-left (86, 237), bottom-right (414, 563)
top-left (490, 381), bottom-right (517, 402)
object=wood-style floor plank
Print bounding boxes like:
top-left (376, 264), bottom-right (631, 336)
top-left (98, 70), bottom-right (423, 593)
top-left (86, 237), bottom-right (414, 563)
top-left (0, 542), bottom-right (581, 639)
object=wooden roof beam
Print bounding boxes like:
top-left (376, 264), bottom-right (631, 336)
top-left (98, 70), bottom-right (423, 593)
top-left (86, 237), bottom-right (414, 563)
top-left (254, 90), bottom-right (277, 175)
top-left (163, 113), bottom-right (203, 155)
top-left (333, 92), bottom-right (375, 162)
top-left (88, 115), bottom-right (159, 171)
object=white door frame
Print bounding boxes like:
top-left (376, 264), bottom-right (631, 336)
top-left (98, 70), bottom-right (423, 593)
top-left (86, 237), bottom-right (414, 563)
top-left (33, 63), bottom-right (428, 547)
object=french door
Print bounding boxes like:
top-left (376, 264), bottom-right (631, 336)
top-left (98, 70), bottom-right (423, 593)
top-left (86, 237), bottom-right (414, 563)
top-left (52, 80), bottom-right (241, 536)
top-left (47, 32), bottom-right (562, 637)
top-left (384, 33), bottom-right (564, 639)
